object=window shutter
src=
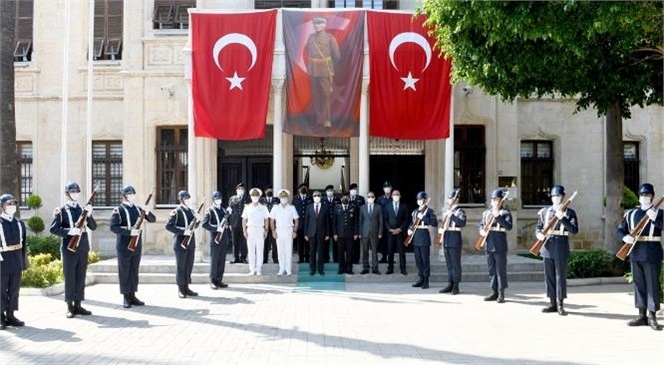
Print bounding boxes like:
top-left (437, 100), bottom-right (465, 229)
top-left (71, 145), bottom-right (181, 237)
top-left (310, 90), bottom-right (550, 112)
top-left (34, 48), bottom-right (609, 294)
top-left (17, 0), bottom-right (33, 41)
top-left (107, 0), bottom-right (123, 40)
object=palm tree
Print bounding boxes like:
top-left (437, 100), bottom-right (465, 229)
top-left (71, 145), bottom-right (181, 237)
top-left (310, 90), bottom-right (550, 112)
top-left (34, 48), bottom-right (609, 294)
top-left (0, 0), bottom-right (18, 196)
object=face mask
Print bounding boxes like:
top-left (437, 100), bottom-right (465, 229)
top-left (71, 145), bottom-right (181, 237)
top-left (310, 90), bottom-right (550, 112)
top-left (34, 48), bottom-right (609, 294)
top-left (490, 200), bottom-right (499, 209)
top-left (182, 198), bottom-right (191, 206)
top-left (251, 196), bottom-right (260, 203)
top-left (214, 199), bottom-right (222, 206)
top-left (237, 189), bottom-right (245, 196)
top-left (350, 189), bottom-right (357, 196)
top-left (417, 199), bottom-right (424, 206)
top-left (280, 198), bottom-right (288, 205)
top-left (126, 194), bottom-right (136, 203)
top-left (639, 196), bottom-right (652, 207)
top-left (69, 192), bottom-right (80, 201)
top-left (266, 191), bottom-right (273, 197)
top-left (4, 206), bottom-right (17, 216)
top-left (313, 196), bottom-right (321, 203)
top-left (341, 199), bottom-right (349, 205)
top-left (299, 188), bottom-right (307, 195)
top-left (551, 196), bottom-right (562, 206)
top-left (367, 197), bottom-right (375, 203)
top-left (326, 191), bottom-right (334, 198)
top-left (392, 195), bottom-right (401, 202)
top-left (383, 188), bottom-right (391, 194)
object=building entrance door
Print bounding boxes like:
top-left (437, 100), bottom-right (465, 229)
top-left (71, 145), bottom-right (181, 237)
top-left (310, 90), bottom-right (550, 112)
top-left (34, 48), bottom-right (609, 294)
top-left (218, 157), bottom-right (272, 205)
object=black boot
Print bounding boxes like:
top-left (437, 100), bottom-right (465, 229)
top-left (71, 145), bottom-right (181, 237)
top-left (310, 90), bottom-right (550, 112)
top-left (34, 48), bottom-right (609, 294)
top-left (439, 281), bottom-right (453, 294)
top-left (0, 313), bottom-right (6, 330)
top-left (628, 308), bottom-right (648, 326)
top-left (542, 298), bottom-right (557, 313)
top-left (421, 276), bottom-right (430, 289)
top-left (557, 299), bottom-right (567, 316)
top-left (412, 276), bottom-right (424, 288)
top-left (66, 301), bottom-right (76, 318)
top-left (123, 294), bottom-right (132, 308)
top-left (647, 311), bottom-right (662, 331)
top-left (497, 289), bottom-right (505, 303)
top-left (218, 282), bottom-right (229, 288)
top-left (6, 311), bottom-right (24, 327)
top-left (484, 289), bottom-right (498, 301)
top-left (185, 285), bottom-right (198, 297)
top-left (451, 282), bottom-right (460, 295)
top-left (178, 285), bottom-right (187, 299)
top-left (75, 301), bottom-right (92, 315)
top-left (131, 293), bottom-right (145, 306)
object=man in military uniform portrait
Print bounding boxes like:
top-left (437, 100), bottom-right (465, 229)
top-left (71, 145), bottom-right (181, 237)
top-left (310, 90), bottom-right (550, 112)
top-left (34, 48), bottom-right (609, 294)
top-left (306, 16), bottom-right (340, 128)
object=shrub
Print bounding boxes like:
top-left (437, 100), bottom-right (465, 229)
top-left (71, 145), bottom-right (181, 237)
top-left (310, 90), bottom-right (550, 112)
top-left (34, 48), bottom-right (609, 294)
top-left (567, 249), bottom-right (614, 279)
top-left (517, 252), bottom-right (543, 261)
top-left (25, 194), bottom-right (43, 210)
top-left (88, 251), bottom-right (101, 264)
top-left (21, 254), bottom-right (64, 288)
top-left (622, 186), bottom-right (639, 209)
top-left (26, 216), bottom-right (45, 234)
top-left (27, 235), bottom-right (61, 260)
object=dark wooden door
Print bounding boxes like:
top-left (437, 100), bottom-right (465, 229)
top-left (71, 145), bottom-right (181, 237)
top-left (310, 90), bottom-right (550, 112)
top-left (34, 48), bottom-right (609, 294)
top-left (218, 156), bottom-right (272, 205)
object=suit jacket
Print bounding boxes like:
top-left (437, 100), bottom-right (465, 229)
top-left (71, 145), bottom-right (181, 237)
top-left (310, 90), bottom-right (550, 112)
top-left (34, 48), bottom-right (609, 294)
top-left (359, 204), bottom-right (383, 238)
top-left (616, 207), bottom-right (663, 262)
top-left (228, 194), bottom-right (251, 228)
top-left (332, 204), bottom-right (358, 238)
top-left (385, 201), bottom-right (409, 234)
top-left (304, 203), bottom-right (329, 239)
top-left (536, 206), bottom-right (579, 260)
top-left (293, 194), bottom-right (312, 232)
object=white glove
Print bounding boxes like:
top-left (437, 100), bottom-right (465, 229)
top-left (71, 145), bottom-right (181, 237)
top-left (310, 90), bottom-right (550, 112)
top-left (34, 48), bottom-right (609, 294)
top-left (184, 229), bottom-right (192, 236)
top-left (417, 212), bottom-right (424, 220)
top-left (438, 228), bottom-right (444, 234)
top-left (84, 204), bottom-right (93, 214)
top-left (0, 252), bottom-right (3, 262)
top-left (555, 210), bottom-right (565, 220)
top-left (646, 209), bottom-right (658, 221)
top-left (407, 229), bottom-right (414, 236)
top-left (130, 229), bottom-right (141, 236)
top-left (216, 226), bottom-right (224, 233)
top-left (195, 213), bottom-right (203, 221)
top-left (622, 235), bottom-right (635, 244)
top-left (536, 232), bottom-right (546, 241)
top-left (444, 209), bottom-right (452, 217)
top-left (68, 228), bottom-right (82, 236)
top-left (226, 207), bottom-right (232, 214)
top-left (479, 229), bottom-right (488, 237)
top-left (141, 205), bottom-right (151, 214)
top-left (491, 209), bottom-right (500, 218)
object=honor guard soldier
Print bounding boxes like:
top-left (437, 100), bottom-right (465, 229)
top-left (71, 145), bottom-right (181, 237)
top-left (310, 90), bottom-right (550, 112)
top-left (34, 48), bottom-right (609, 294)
top-left (270, 189), bottom-right (299, 275)
top-left (165, 190), bottom-right (200, 298)
top-left (202, 191), bottom-right (229, 289)
top-left (439, 190), bottom-right (467, 295)
top-left (260, 186), bottom-right (278, 264)
top-left (323, 184), bottom-right (340, 263)
top-left (0, 194), bottom-right (27, 330)
top-left (110, 185), bottom-right (156, 308)
top-left (228, 183), bottom-right (250, 264)
top-left (349, 183), bottom-right (365, 264)
top-left (293, 184), bottom-right (312, 263)
top-left (376, 181), bottom-right (393, 263)
top-left (242, 188), bottom-right (270, 275)
top-left (385, 190), bottom-right (409, 275)
top-left (616, 183), bottom-right (662, 330)
top-left (333, 194), bottom-right (359, 275)
top-left (536, 185), bottom-right (579, 315)
top-left (479, 188), bottom-right (513, 303)
top-left (304, 191), bottom-right (330, 276)
top-left (407, 191), bottom-right (437, 289)
top-left (50, 182), bottom-right (97, 318)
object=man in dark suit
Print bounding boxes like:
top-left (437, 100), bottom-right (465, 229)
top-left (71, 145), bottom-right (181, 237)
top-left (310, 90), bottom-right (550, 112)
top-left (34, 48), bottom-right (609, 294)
top-left (384, 189), bottom-right (409, 275)
top-left (293, 183), bottom-right (312, 263)
top-left (359, 192), bottom-right (383, 274)
top-left (376, 181), bottom-right (392, 263)
top-left (348, 183), bottom-right (365, 264)
top-left (304, 191), bottom-right (329, 275)
top-left (332, 194), bottom-right (358, 274)
top-left (260, 186), bottom-right (278, 264)
top-left (323, 184), bottom-right (340, 263)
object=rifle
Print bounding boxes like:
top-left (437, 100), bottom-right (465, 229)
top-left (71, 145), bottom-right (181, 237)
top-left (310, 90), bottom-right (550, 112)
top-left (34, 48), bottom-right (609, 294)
top-left (67, 184), bottom-right (100, 253)
top-left (529, 191), bottom-right (578, 256)
top-left (474, 191), bottom-right (510, 251)
top-left (181, 199), bottom-right (206, 250)
top-left (405, 198), bottom-right (431, 247)
top-left (616, 195), bottom-right (664, 261)
top-left (127, 189), bottom-right (154, 252)
top-left (436, 189), bottom-right (460, 246)
top-left (214, 215), bottom-right (228, 244)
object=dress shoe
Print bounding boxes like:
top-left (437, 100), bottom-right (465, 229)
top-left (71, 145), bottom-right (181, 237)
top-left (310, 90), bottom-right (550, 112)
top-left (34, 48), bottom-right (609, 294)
top-left (421, 277), bottom-right (429, 289)
top-left (309, 271), bottom-right (315, 276)
top-left (263, 260), bottom-right (268, 264)
top-left (66, 302), bottom-right (76, 318)
top-left (178, 285), bottom-right (187, 298)
top-left (210, 281), bottom-right (219, 290)
top-left (184, 286), bottom-right (198, 296)
top-left (74, 301), bottom-right (92, 315)
top-left (542, 298), bottom-right (557, 313)
top-left (386, 268), bottom-right (394, 275)
top-left (5, 311), bottom-right (24, 327)
top-left (319, 270), bottom-right (325, 276)
top-left (0, 314), bottom-right (6, 330)
top-left (131, 294), bottom-right (145, 306)
top-left (484, 290), bottom-right (498, 301)
top-left (337, 270), bottom-right (344, 275)
top-left (412, 276), bottom-right (424, 287)
top-left (557, 300), bottom-right (567, 316)
top-left (360, 269), bottom-right (370, 275)
top-left (497, 289), bottom-right (506, 303)
top-left (451, 282), bottom-right (460, 295)
top-left (439, 282), bottom-right (453, 294)
top-left (648, 312), bottom-right (662, 331)
top-left (372, 269), bottom-right (381, 275)
top-left (123, 294), bottom-right (132, 308)
top-left (628, 309), bottom-right (648, 326)
top-left (218, 282), bottom-right (229, 288)
top-left (400, 269), bottom-right (408, 276)
top-left (346, 271), bottom-right (354, 275)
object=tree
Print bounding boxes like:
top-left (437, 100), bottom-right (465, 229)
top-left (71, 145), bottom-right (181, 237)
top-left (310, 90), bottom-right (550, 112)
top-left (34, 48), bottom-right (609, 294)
top-left (421, 0), bottom-right (664, 251)
top-left (0, 0), bottom-right (18, 198)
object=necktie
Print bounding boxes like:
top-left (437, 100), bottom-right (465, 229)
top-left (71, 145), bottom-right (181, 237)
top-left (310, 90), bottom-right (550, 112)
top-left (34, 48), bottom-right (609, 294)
top-left (369, 205), bottom-right (373, 214)
top-left (394, 203), bottom-right (398, 214)
top-left (315, 204), bottom-right (319, 217)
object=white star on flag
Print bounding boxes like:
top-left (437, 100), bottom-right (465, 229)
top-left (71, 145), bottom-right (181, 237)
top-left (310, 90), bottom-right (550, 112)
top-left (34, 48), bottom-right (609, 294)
top-left (400, 72), bottom-right (419, 91)
top-left (226, 71), bottom-right (246, 90)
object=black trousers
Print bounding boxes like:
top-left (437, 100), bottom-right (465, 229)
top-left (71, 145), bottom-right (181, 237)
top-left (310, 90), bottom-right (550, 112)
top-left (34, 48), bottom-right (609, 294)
top-left (117, 246), bottom-right (141, 295)
top-left (331, 237), bottom-right (339, 263)
top-left (413, 245), bottom-right (430, 277)
top-left (1, 272), bottom-right (21, 313)
top-left (387, 233), bottom-right (406, 271)
top-left (487, 251), bottom-right (508, 290)
top-left (297, 230), bottom-right (309, 262)
top-left (379, 231), bottom-right (389, 258)
top-left (210, 241), bottom-right (227, 283)
top-left (174, 245), bottom-right (195, 286)
top-left (632, 260), bottom-right (662, 312)
top-left (337, 236), bottom-right (354, 273)
top-left (444, 247), bottom-right (462, 283)
top-left (544, 257), bottom-right (567, 299)
top-left (62, 248), bottom-right (89, 302)
top-left (323, 237), bottom-right (331, 263)
top-left (308, 234), bottom-right (325, 273)
top-left (263, 227), bottom-right (278, 263)
top-left (352, 237), bottom-right (361, 263)
top-left (231, 227), bottom-right (247, 262)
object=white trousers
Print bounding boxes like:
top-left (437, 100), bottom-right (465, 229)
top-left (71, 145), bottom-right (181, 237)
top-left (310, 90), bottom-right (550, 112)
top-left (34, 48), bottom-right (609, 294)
top-left (247, 227), bottom-right (264, 274)
top-left (276, 227), bottom-right (294, 274)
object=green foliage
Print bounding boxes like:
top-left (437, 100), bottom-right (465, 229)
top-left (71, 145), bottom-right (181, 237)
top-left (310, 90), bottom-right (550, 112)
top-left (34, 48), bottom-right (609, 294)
top-left (567, 249), bottom-right (615, 279)
top-left (88, 251), bottom-right (101, 265)
top-left (21, 254), bottom-right (63, 288)
top-left (27, 235), bottom-right (61, 260)
top-left (26, 215), bottom-right (45, 234)
top-left (622, 186), bottom-right (639, 209)
top-left (25, 194), bottom-right (43, 210)
top-left (517, 252), bottom-right (543, 261)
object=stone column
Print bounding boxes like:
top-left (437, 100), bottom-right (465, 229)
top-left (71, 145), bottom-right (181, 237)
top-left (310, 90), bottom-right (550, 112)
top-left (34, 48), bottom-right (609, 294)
top-left (358, 80), bottom-right (370, 195)
top-left (272, 79), bottom-right (285, 191)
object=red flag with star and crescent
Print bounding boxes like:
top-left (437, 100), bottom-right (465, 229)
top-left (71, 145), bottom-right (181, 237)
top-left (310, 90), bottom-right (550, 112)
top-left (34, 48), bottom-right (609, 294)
top-left (192, 10), bottom-right (276, 140)
top-left (367, 11), bottom-right (452, 140)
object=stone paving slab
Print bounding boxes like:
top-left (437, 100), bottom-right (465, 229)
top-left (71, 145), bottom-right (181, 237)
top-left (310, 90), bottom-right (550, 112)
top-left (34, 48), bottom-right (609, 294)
top-left (1, 282), bottom-right (662, 365)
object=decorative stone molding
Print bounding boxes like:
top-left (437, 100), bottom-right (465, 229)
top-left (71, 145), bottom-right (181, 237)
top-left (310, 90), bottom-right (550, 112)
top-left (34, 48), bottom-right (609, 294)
top-left (146, 40), bottom-right (188, 67)
top-left (15, 74), bottom-right (35, 93)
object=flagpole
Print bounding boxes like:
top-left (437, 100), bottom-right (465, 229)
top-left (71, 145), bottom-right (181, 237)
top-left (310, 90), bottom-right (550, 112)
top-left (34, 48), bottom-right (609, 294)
top-left (86, 0), bottom-right (94, 199)
top-left (185, 9), bottom-right (201, 262)
top-left (60, 0), bottom-right (72, 205)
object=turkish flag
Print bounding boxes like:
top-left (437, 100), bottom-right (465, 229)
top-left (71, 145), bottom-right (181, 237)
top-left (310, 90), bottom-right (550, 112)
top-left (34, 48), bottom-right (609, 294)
top-left (367, 12), bottom-right (452, 140)
top-left (191, 10), bottom-right (276, 140)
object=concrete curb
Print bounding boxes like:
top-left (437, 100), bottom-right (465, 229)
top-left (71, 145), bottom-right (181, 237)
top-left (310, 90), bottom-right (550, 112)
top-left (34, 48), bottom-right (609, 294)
top-left (567, 276), bottom-right (627, 287)
top-left (21, 276), bottom-right (96, 296)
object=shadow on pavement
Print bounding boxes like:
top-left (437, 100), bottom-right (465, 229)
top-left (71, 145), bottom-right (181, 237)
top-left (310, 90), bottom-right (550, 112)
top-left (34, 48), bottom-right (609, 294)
top-left (11, 327), bottom-right (82, 342)
top-left (77, 314), bottom-right (156, 329)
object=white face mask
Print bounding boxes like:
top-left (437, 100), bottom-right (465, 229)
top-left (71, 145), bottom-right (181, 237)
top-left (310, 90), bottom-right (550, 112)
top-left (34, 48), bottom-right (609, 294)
top-left (251, 196), bottom-right (260, 203)
top-left (417, 199), bottom-right (424, 207)
top-left (326, 191), bottom-right (334, 198)
top-left (313, 196), bottom-right (321, 204)
top-left (392, 195), bottom-right (401, 202)
top-left (236, 189), bottom-right (244, 196)
top-left (126, 194), bottom-right (136, 203)
top-left (383, 188), bottom-right (391, 194)
top-left (69, 192), bottom-right (80, 201)
top-left (280, 198), bottom-right (288, 206)
top-left (214, 199), bottom-right (222, 206)
top-left (182, 198), bottom-right (190, 206)
top-left (639, 196), bottom-right (652, 208)
top-left (490, 200), bottom-right (499, 209)
top-left (4, 206), bottom-right (17, 216)
top-left (350, 189), bottom-right (357, 196)
top-left (551, 196), bottom-right (562, 206)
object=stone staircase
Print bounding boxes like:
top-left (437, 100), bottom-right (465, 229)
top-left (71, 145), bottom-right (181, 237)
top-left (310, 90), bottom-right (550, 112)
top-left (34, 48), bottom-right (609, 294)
top-left (88, 253), bottom-right (544, 285)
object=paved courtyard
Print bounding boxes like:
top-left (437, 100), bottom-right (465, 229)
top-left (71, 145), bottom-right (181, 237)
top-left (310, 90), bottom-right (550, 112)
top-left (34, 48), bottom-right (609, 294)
top-left (1, 282), bottom-right (663, 365)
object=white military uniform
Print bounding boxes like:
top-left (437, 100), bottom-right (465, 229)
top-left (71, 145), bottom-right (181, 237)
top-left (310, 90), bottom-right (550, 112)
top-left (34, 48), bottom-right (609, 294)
top-left (241, 203), bottom-right (270, 275)
top-left (270, 203), bottom-right (299, 275)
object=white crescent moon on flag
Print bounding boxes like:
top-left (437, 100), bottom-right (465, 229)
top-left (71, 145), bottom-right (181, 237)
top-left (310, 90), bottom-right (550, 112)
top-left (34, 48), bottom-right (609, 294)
top-left (388, 32), bottom-right (432, 72)
top-left (212, 33), bottom-right (257, 71)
